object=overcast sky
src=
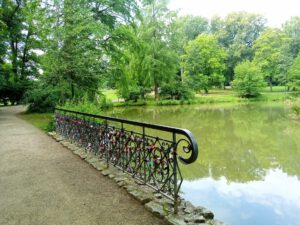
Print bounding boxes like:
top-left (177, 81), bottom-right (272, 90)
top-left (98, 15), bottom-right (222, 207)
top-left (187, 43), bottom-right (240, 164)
top-left (168, 0), bottom-right (300, 27)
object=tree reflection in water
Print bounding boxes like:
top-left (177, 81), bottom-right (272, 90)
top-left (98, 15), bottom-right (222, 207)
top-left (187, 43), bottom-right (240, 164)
top-left (106, 102), bottom-right (300, 225)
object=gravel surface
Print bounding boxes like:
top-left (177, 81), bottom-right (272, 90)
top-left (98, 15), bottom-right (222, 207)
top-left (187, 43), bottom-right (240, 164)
top-left (0, 106), bottom-right (167, 225)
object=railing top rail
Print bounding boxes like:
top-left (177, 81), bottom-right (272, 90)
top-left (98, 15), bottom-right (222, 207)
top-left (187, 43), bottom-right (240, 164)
top-left (55, 107), bottom-right (198, 164)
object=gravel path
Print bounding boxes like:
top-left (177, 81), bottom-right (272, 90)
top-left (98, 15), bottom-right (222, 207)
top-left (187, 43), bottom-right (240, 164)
top-left (0, 106), bottom-right (167, 225)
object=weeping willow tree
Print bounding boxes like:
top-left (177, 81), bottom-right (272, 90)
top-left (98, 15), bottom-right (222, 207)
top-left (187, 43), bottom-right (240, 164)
top-left (112, 0), bottom-right (178, 101)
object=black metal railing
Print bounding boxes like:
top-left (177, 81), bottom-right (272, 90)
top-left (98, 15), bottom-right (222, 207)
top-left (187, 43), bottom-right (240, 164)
top-left (54, 108), bottom-right (198, 213)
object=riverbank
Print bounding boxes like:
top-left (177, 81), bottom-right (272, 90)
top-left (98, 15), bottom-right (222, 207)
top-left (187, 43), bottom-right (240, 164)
top-left (105, 88), bottom-right (299, 107)
top-left (19, 90), bottom-right (299, 132)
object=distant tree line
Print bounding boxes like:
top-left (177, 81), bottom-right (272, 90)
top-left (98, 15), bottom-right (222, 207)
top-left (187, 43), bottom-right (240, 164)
top-left (1, 0), bottom-right (300, 110)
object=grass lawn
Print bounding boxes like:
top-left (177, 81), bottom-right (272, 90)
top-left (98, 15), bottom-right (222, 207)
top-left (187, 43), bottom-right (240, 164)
top-left (18, 112), bottom-right (54, 132)
top-left (262, 86), bottom-right (288, 92)
top-left (84, 87), bottom-right (300, 109)
top-left (101, 89), bottom-right (120, 101)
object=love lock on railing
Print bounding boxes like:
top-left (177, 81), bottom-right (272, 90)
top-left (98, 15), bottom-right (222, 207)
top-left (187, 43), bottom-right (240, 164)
top-left (54, 108), bottom-right (198, 214)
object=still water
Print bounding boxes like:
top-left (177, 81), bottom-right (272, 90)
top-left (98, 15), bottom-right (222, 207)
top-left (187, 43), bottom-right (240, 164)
top-left (106, 102), bottom-right (300, 225)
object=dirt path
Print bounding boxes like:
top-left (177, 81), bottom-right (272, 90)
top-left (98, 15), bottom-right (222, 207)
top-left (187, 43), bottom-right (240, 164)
top-left (0, 106), bottom-right (167, 225)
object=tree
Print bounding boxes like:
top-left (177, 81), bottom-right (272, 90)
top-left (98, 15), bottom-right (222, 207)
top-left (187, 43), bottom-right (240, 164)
top-left (113, 0), bottom-right (178, 101)
top-left (182, 34), bottom-right (226, 93)
top-left (0, 0), bottom-right (39, 104)
top-left (287, 53), bottom-right (300, 90)
top-left (172, 15), bottom-right (209, 79)
top-left (253, 28), bottom-right (292, 91)
top-left (210, 16), bottom-right (224, 34)
top-left (212, 12), bottom-right (266, 84)
top-left (232, 60), bottom-right (266, 97)
top-left (283, 17), bottom-right (300, 58)
top-left (40, 0), bottom-right (103, 101)
top-left (174, 15), bottom-right (208, 44)
top-left (33, 0), bottom-right (139, 106)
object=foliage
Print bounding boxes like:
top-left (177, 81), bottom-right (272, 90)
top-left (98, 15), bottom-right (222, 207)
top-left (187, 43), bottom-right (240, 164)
top-left (253, 28), bottom-right (292, 90)
top-left (99, 96), bottom-right (113, 110)
top-left (160, 80), bottom-right (194, 100)
top-left (39, 0), bottom-right (103, 101)
top-left (232, 61), bottom-right (266, 97)
top-left (212, 12), bottom-right (266, 83)
top-left (183, 34), bottom-right (226, 93)
top-left (175, 15), bottom-right (209, 42)
top-left (1, 1), bottom-right (299, 109)
top-left (287, 53), bottom-right (300, 90)
top-left (0, 0), bottom-right (39, 104)
top-left (110, 0), bottom-right (179, 101)
top-left (292, 104), bottom-right (300, 116)
top-left (25, 82), bottom-right (61, 112)
top-left (0, 62), bottom-right (32, 104)
top-left (283, 17), bottom-right (300, 58)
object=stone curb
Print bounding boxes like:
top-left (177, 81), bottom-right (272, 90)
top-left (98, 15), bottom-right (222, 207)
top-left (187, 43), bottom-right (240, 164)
top-left (48, 131), bottom-right (226, 225)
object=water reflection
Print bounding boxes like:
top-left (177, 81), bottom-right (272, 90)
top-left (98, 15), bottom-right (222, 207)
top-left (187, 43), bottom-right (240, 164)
top-left (182, 169), bottom-right (300, 225)
top-left (106, 102), bottom-right (300, 225)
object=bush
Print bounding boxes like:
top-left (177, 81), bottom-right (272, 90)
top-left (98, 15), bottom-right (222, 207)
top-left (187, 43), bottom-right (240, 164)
top-left (25, 85), bottom-right (61, 112)
top-left (46, 120), bottom-right (56, 132)
top-left (232, 61), bottom-right (266, 98)
top-left (0, 80), bottom-right (32, 105)
top-left (291, 98), bottom-right (300, 117)
top-left (99, 96), bottom-right (113, 110)
top-left (160, 81), bottom-right (194, 100)
top-left (118, 83), bottom-right (152, 102)
top-left (292, 105), bottom-right (300, 116)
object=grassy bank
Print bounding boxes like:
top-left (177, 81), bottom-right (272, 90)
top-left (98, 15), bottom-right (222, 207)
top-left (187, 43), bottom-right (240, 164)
top-left (110, 90), bottom-right (299, 107)
top-left (18, 112), bottom-right (54, 132)
top-left (19, 90), bottom-right (299, 133)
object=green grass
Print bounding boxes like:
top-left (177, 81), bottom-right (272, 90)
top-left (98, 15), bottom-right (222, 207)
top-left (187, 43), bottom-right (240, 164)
top-left (111, 89), bottom-right (299, 107)
top-left (18, 112), bottom-right (54, 132)
top-left (91, 87), bottom-right (300, 109)
top-left (101, 89), bottom-right (120, 101)
top-left (262, 86), bottom-right (288, 92)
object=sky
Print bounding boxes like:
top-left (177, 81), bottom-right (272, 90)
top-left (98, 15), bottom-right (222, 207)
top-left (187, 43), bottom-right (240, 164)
top-left (168, 0), bottom-right (300, 27)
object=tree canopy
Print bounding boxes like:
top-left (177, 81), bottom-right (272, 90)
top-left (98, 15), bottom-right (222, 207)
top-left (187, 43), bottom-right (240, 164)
top-left (0, 0), bottom-right (299, 109)
top-left (183, 34), bottom-right (226, 93)
top-left (232, 60), bottom-right (265, 97)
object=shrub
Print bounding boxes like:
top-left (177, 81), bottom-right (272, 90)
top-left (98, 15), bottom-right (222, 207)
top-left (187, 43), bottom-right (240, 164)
top-left (291, 98), bottom-right (300, 117)
top-left (99, 96), bottom-right (113, 110)
top-left (232, 61), bottom-right (266, 98)
top-left (46, 120), bottom-right (56, 132)
top-left (25, 85), bottom-right (61, 112)
top-left (160, 81), bottom-right (194, 100)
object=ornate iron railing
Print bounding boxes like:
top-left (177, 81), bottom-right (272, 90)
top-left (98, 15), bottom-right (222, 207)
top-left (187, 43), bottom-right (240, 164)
top-left (54, 108), bottom-right (198, 213)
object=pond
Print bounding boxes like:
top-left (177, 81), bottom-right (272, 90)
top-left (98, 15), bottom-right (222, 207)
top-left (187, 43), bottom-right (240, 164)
top-left (105, 102), bottom-right (300, 225)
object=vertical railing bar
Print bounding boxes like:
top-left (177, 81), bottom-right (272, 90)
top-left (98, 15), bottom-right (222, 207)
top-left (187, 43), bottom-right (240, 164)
top-left (105, 119), bottom-right (109, 168)
top-left (173, 132), bottom-right (178, 214)
top-left (142, 126), bottom-right (146, 184)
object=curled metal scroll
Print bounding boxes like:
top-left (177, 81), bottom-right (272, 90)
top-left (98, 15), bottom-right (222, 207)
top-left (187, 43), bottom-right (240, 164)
top-left (176, 129), bottom-right (199, 164)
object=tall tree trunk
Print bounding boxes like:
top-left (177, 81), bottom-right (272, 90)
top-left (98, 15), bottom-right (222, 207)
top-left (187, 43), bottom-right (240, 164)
top-left (269, 77), bottom-right (273, 92)
top-left (20, 29), bottom-right (31, 80)
top-left (71, 82), bottom-right (75, 99)
top-left (204, 87), bottom-right (208, 94)
top-left (180, 67), bottom-right (183, 82)
top-left (10, 41), bottom-right (18, 81)
top-left (154, 83), bottom-right (159, 101)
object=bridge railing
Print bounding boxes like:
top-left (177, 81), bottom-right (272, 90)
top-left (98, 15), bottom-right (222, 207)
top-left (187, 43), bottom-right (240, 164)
top-left (54, 107), bottom-right (198, 213)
